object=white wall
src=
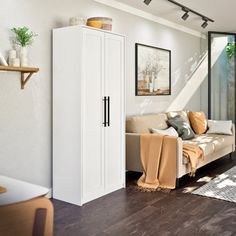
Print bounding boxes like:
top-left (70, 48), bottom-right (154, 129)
top-left (0, 0), bottom-right (204, 188)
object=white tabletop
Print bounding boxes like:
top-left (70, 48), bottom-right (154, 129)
top-left (0, 175), bottom-right (49, 206)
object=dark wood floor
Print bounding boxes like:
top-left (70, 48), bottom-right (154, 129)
top-left (53, 154), bottom-right (236, 236)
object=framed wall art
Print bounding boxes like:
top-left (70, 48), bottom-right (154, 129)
top-left (135, 43), bottom-right (171, 96)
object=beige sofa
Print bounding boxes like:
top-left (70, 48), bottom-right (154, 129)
top-left (126, 111), bottom-right (235, 183)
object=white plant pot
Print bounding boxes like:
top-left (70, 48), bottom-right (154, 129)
top-left (19, 46), bottom-right (28, 57)
top-left (19, 47), bottom-right (28, 67)
top-left (10, 58), bottom-right (20, 67)
top-left (20, 58), bottom-right (28, 67)
top-left (9, 50), bottom-right (17, 59)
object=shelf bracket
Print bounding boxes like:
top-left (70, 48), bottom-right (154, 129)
top-left (0, 66), bottom-right (39, 89)
top-left (21, 72), bottom-right (34, 89)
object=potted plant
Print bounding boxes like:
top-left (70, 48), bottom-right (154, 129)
top-left (11, 26), bottom-right (37, 66)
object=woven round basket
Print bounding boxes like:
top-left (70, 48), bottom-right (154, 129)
top-left (87, 17), bottom-right (112, 31)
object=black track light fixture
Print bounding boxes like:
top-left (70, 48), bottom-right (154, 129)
top-left (201, 20), bottom-right (208, 29)
top-left (166, 0), bottom-right (214, 28)
top-left (144, 0), bottom-right (152, 5)
top-left (181, 8), bottom-right (189, 21)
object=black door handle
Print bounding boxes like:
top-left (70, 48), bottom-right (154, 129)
top-left (103, 96), bottom-right (107, 127)
top-left (107, 96), bottom-right (110, 127)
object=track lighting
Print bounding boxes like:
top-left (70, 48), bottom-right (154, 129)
top-left (201, 20), bottom-right (208, 29)
top-left (166, 0), bottom-right (214, 28)
top-left (181, 9), bottom-right (189, 21)
top-left (144, 0), bottom-right (152, 5)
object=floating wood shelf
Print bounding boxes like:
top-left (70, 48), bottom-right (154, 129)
top-left (0, 66), bottom-right (39, 89)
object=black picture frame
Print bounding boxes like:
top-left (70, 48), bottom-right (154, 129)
top-left (135, 43), bottom-right (171, 96)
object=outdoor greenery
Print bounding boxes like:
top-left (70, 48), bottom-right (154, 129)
top-left (11, 26), bottom-right (37, 47)
top-left (226, 42), bottom-right (235, 59)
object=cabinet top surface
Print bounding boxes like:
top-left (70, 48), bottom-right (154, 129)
top-left (53, 25), bottom-right (125, 37)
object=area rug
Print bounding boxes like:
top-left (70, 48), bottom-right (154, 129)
top-left (192, 165), bottom-right (236, 203)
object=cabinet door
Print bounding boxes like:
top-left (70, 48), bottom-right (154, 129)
top-left (104, 33), bottom-right (125, 193)
top-left (82, 29), bottom-right (105, 203)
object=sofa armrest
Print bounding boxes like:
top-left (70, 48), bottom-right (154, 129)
top-left (126, 133), bottom-right (142, 172)
top-left (126, 133), bottom-right (183, 173)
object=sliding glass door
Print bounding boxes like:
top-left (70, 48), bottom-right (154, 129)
top-left (209, 32), bottom-right (236, 122)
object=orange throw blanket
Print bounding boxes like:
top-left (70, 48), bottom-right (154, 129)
top-left (137, 134), bottom-right (177, 190)
top-left (183, 144), bottom-right (204, 177)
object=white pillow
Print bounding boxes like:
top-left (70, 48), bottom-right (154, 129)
top-left (207, 120), bottom-right (233, 135)
top-left (150, 127), bottom-right (179, 137)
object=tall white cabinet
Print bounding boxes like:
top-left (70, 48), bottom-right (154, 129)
top-left (53, 26), bottom-right (125, 206)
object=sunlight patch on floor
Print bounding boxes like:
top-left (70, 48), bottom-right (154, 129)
top-left (217, 179), bottom-right (236, 189)
top-left (214, 173), bottom-right (229, 182)
top-left (182, 186), bottom-right (198, 193)
top-left (197, 176), bottom-right (213, 183)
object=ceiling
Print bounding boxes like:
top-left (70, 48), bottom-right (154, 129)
top-left (116, 0), bottom-right (236, 33)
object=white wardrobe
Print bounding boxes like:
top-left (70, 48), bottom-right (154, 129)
top-left (53, 26), bottom-right (125, 206)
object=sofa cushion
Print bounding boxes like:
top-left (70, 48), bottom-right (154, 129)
top-left (188, 111), bottom-right (208, 134)
top-left (183, 134), bottom-right (234, 156)
top-left (126, 113), bottom-right (168, 133)
top-left (168, 115), bottom-right (195, 140)
top-left (167, 111), bottom-right (190, 124)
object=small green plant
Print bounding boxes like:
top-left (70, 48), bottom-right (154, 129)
top-left (226, 42), bottom-right (235, 59)
top-left (11, 26), bottom-right (37, 47)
